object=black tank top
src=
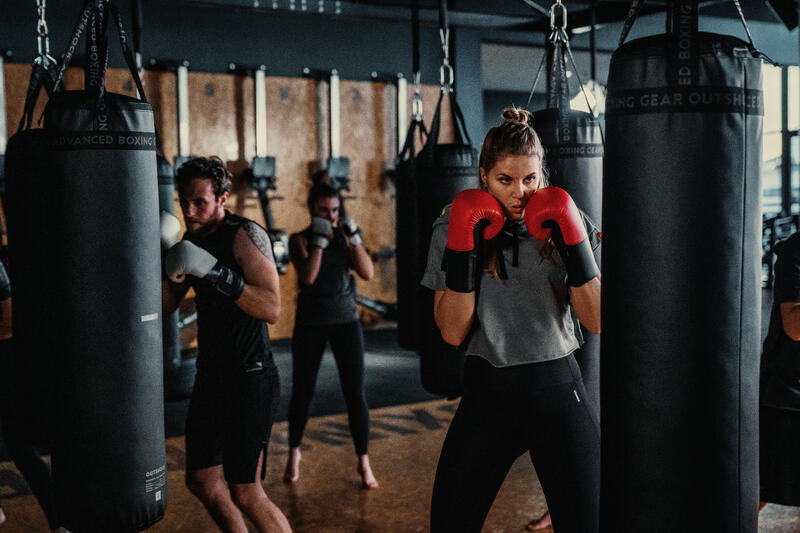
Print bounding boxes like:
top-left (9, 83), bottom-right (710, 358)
top-left (185, 211), bottom-right (272, 373)
top-left (294, 225), bottom-right (358, 326)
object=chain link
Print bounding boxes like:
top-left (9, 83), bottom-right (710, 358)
top-left (549, 0), bottom-right (567, 32)
top-left (438, 27), bottom-right (453, 92)
top-left (36, 0), bottom-right (52, 60)
top-left (412, 71), bottom-right (423, 120)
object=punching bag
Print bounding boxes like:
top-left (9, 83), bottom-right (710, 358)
top-left (416, 89), bottom-right (478, 397)
top-left (531, 22), bottom-right (604, 412)
top-left (601, 1), bottom-right (763, 530)
top-left (395, 0), bottom-right (427, 351)
top-left (6, 1), bottom-right (167, 530)
top-left (5, 54), bottom-right (61, 438)
top-left (158, 155), bottom-right (181, 376)
top-left (395, 115), bottom-right (426, 351)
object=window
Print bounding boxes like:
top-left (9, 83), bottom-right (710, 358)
top-left (762, 63), bottom-right (782, 218)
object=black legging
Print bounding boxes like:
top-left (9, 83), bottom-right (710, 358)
top-left (430, 357), bottom-right (600, 533)
top-left (288, 320), bottom-right (370, 455)
top-left (0, 348), bottom-right (59, 530)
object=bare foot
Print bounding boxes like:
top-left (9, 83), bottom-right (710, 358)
top-left (357, 454), bottom-right (378, 489)
top-left (0, 506), bottom-right (6, 525)
top-left (283, 447), bottom-right (301, 483)
top-left (526, 510), bottom-right (551, 531)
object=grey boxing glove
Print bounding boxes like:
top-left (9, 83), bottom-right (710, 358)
top-left (340, 216), bottom-right (363, 247)
top-left (165, 241), bottom-right (245, 299)
top-left (160, 211), bottom-right (181, 249)
top-left (309, 217), bottom-right (333, 249)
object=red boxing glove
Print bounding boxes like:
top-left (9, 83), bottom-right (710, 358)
top-left (444, 189), bottom-right (505, 292)
top-left (524, 187), bottom-right (587, 244)
top-left (524, 186), bottom-right (598, 286)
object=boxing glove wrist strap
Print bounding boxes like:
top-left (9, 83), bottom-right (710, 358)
top-left (562, 239), bottom-right (598, 287)
top-left (348, 229), bottom-right (364, 247)
top-left (545, 222), bottom-right (598, 287)
top-left (444, 249), bottom-right (477, 293)
top-left (206, 264), bottom-right (245, 299)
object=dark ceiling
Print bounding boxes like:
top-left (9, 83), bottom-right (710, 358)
top-left (181, 0), bottom-right (790, 31)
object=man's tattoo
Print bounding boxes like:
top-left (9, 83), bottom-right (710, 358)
top-left (245, 222), bottom-right (275, 262)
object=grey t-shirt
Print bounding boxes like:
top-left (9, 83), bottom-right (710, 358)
top-left (420, 212), bottom-right (600, 368)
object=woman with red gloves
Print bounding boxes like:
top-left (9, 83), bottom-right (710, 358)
top-left (421, 107), bottom-right (601, 533)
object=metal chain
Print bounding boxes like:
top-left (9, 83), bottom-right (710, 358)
top-left (36, 0), bottom-right (53, 64)
top-left (438, 27), bottom-right (453, 92)
top-left (412, 71), bottom-right (423, 121)
top-left (549, 0), bottom-right (567, 32)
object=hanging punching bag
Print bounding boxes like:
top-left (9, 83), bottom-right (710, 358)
top-left (601, 1), bottom-right (764, 531)
top-left (416, 87), bottom-right (478, 397)
top-left (395, 113), bottom-right (427, 351)
top-left (395, 0), bottom-right (428, 351)
top-left (158, 155), bottom-right (181, 377)
top-left (4, 52), bottom-right (61, 439)
top-left (531, 19), bottom-right (604, 412)
top-left (415, 0), bottom-right (479, 397)
top-left (8, 1), bottom-right (167, 530)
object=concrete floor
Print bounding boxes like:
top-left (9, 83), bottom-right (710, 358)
top-left (1, 399), bottom-right (552, 533)
top-left (1, 397), bottom-right (799, 532)
top-left (0, 290), bottom-right (796, 532)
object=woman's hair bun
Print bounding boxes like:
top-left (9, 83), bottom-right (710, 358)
top-left (502, 107), bottom-right (532, 128)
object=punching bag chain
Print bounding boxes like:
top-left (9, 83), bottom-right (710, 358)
top-left (35, 0), bottom-right (55, 68)
top-left (438, 0), bottom-right (453, 93)
top-left (549, 0), bottom-right (567, 32)
top-left (412, 71), bottom-right (423, 121)
top-left (411, 0), bottom-right (424, 121)
top-left (438, 28), bottom-right (453, 93)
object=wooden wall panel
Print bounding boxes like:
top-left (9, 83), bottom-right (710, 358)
top-left (338, 80), bottom-right (394, 323)
top-left (3, 60), bottom-right (480, 341)
top-left (252, 76), bottom-right (319, 339)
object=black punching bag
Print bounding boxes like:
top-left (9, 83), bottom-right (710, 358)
top-left (36, 2), bottom-right (166, 530)
top-left (395, 116), bottom-right (426, 351)
top-left (601, 1), bottom-right (763, 531)
top-left (416, 90), bottom-right (477, 397)
top-left (5, 56), bottom-right (60, 435)
top-left (531, 27), bottom-right (604, 412)
top-left (158, 155), bottom-right (181, 375)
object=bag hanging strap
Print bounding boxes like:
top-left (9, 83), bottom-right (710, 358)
top-left (398, 117), bottom-right (428, 162)
top-left (84, 0), bottom-right (110, 96)
top-left (54, 0), bottom-right (147, 104)
top-left (619, 0), bottom-right (756, 50)
top-left (545, 2), bottom-right (570, 110)
top-left (449, 93), bottom-right (472, 146)
top-left (422, 89), bottom-right (473, 153)
top-left (423, 91), bottom-right (445, 157)
top-left (107, 1), bottom-right (147, 102)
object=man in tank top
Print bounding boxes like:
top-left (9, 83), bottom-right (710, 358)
top-left (163, 156), bottom-right (291, 533)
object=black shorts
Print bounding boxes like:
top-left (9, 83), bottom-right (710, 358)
top-left (185, 361), bottom-right (280, 484)
top-left (760, 405), bottom-right (800, 505)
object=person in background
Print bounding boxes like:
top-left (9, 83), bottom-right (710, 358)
top-left (759, 229), bottom-right (800, 513)
top-left (283, 176), bottom-right (378, 489)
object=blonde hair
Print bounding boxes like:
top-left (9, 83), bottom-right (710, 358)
top-left (479, 107), bottom-right (554, 278)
